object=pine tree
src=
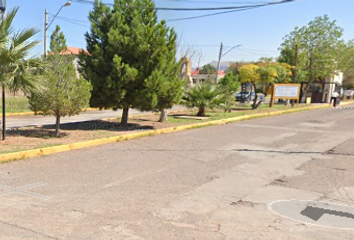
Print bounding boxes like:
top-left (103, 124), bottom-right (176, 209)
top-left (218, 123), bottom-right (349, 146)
top-left (79, 0), bottom-right (183, 124)
top-left (28, 25), bottom-right (92, 137)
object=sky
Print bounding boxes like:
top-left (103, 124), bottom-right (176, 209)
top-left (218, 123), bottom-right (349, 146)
top-left (7, 0), bottom-right (354, 67)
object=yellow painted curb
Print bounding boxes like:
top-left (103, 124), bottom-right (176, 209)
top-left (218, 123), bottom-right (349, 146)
top-left (40, 145), bottom-right (71, 156)
top-left (1, 101), bottom-right (354, 163)
top-left (0, 149), bottom-right (41, 163)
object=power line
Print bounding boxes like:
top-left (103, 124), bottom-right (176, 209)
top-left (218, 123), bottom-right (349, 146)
top-left (47, 13), bottom-right (90, 28)
top-left (48, 13), bottom-right (89, 24)
top-left (165, 0), bottom-right (269, 4)
top-left (165, 0), bottom-right (295, 21)
top-left (70, 0), bottom-right (295, 11)
top-left (166, 6), bottom-right (259, 21)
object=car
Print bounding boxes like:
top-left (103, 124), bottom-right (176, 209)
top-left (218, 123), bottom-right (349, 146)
top-left (235, 91), bottom-right (255, 102)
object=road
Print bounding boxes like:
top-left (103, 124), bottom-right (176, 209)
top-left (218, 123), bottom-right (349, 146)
top-left (5, 106), bottom-right (185, 129)
top-left (1, 106), bottom-right (354, 239)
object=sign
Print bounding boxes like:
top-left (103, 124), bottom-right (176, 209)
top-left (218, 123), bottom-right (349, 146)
top-left (274, 84), bottom-right (301, 99)
top-left (268, 200), bottom-right (354, 230)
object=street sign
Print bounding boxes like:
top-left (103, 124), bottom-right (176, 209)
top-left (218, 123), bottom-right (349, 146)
top-left (268, 200), bottom-right (354, 230)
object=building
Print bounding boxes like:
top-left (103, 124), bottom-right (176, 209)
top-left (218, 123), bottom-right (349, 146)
top-left (301, 71), bottom-right (344, 103)
top-left (190, 69), bottom-right (226, 84)
top-left (51, 46), bottom-right (89, 78)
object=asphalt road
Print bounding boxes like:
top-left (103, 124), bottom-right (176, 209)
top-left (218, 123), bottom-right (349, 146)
top-left (5, 106), bottom-right (185, 129)
top-left (1, 106), bottom-right (354, 239)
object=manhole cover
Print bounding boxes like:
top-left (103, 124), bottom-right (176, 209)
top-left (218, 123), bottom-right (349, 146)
top-left (268, 200), bottom-right (354, 230)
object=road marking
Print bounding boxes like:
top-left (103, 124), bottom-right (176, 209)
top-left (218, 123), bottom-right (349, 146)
top-left (300, 205), bottom-right (354, 221)
top-left (268, 200), bottom-right (354, 230)
top-left (0, 182), bottom-right (51, 200)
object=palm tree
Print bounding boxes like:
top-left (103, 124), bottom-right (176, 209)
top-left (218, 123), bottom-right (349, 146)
top-left (0, 7), bottom-right (41, 140)
top-left (183, 83), bottom-right (227, 116)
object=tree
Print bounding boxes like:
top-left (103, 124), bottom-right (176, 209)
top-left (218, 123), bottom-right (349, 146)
top-left (238, 64), bottom-right (260, 109)
top-left (279, 15), bottom-right (346, 89)
top-left (342, 41), bottom-right (354, 89)
top-left (238, 63), bottom-right (293, 109)
top-left (80, 0), bottom-right (181, 124)
top-left (28, 25), bottom-right (92, 137)
top-left (0, 7), bottom-right (42, 140)
top-left (183, 83), bottom-right (226, 116)
top-left (199, 64), bottom-right (216, 74)
top-left (218, 72), bottom-right (239, 94)
top-left (137, 22), bottom-right (184, 122)
top-left (217, 72), bottom-right (240, 112)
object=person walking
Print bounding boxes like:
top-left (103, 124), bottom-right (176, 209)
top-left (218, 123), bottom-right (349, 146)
top-left (331, 91), bottom-right (340, 107)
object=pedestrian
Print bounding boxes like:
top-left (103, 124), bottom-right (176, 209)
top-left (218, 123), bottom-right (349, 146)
top-left (330, 91), bottom-right (340, 107)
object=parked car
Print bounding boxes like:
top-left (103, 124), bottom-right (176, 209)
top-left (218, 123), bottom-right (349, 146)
top-left (235, 91), bottom-right (255, 102)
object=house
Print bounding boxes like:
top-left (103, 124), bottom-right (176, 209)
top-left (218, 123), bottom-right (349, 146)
top-left (191, 69), bottom-right (226, 84)
top-left (301, 71), bottom-right (344, 103)
top-left (179, 58), bottom-right (227, 86)
top-left (51, 46), bottom-right (89, 78)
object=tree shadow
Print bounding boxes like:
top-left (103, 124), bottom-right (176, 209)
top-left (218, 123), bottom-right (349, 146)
top-left (7, 128), bottom-right (68, 139)
top-left (42, 120), bottom-right (155, 131)
top-left (7, 120), bottom-right (155, 139)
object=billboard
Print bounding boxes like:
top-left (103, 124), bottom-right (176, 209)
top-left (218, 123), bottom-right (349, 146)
top-left (273, 84), bottom-right (301, 100)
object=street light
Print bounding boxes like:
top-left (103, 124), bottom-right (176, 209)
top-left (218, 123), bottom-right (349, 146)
top-left (44, 1), bottom-right (71, 57)
top-left (215, 43), bottom-right (241, 83)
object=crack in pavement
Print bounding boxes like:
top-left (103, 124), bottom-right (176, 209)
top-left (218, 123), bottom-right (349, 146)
top-left (234, 148), bottom-right (354, 156)
top-left (0, 220), bottom-right (59, 239)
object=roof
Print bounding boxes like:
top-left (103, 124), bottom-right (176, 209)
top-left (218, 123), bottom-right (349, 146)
top-left (48, 46), bottom-right (89, 56)
top-left (191, 69), bottom-right (225, 76)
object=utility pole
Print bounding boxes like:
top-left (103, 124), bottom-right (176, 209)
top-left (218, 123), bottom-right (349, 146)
top-left (44, 2), bottom-right (71, 57)
top-left (44, 9), bottom-right (48, 57)
top-left (215, 42), bottom-right (223, 84)
top-left (293, 43), bottom-right (298, 83)
top-left (1, 0), bottom-right (5, 141)
top-left (292, 43), bottom-right (299, 106)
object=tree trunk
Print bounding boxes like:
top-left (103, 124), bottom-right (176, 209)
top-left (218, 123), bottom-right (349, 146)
top-left (55, 115), bottom-right (61, 138)
top-left (159, 109), bottom-right (168, 123)
top-left (121, 107), bottom-right (129, 125)
top-left (197, 107), bottom-right (205, 116)
top-left (252, 84), bottom-right (258, 109)
top-left (269, 95), bottom-right (275, 108)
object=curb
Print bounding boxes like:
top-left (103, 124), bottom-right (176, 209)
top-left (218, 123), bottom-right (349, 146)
top-left (1, 101), bottom-right (354, 163)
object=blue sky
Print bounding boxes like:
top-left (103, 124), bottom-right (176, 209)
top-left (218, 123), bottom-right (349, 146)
top-left (7, 0), bottom-right (354, 67)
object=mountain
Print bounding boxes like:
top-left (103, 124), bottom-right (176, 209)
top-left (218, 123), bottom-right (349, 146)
top-left (208, 61), bottom-right (235, 71)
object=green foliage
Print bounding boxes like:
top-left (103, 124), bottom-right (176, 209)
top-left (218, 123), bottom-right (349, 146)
top-left (135, 21), bottom-right (184, 122)
top-left (80, 0), bottom-right (181, 124)
top-left (238, 63), bottom-right (293, 109)
top-left (0, 7), bottom-right (41, 94)
top-left (50, 25), bottom-right (66, 53)
top-left (217, 72), bottom-right (240, 112)
top-left (279, 15), bottom-right (346, 83)
top-left (183, 83), bottom-right (229, 116)
top-left (342, 41), bottom-right (354, 89)
top-left (199, 64), bottom-right (216, 74)
top-left (28, 25), bottom-right (92, 137)
top-left (218, 72), bottom-right (240, 94)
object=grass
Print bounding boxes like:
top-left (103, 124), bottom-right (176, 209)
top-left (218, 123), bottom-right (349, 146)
top-left (0, 147), bottom-right (24, 154)
top-left (34, 143), bottom-right (62, 149)
top-left (168, 103), bottom-right (308, 123)
top-left (0, 96), bottom-right (30, 113)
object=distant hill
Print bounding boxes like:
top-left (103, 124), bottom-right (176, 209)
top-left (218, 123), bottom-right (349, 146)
top-left (208, 61), bottom-right (235, 71)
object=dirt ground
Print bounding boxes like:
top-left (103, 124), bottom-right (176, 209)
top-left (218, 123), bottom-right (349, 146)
top-left (0, 111), bottom-right (198, 154)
